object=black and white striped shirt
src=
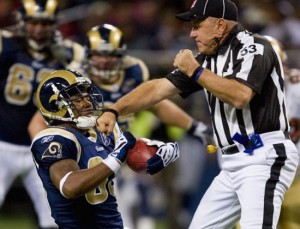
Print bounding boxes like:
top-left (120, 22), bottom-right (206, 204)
top-left (167, 25), bottom-right (289, 148)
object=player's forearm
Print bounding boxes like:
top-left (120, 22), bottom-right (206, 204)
top-left (149, 99), bottom-right (193, 129)
top-left (61, 164), bottom-right (113, 199)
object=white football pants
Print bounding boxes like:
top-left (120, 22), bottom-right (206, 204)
top-left (189, 131), bottom-right (299, 229)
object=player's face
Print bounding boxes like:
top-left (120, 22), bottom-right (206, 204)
top-left (90, 55), bottom-right (119, 72)
top-left (70, 93), bottom-right (94, 117)
top-left (89, 54), bottom-right (121, 84)
top-left (24, 19), bottom-right (54, 45)
top-left (190, 17), bottom-right (220, 55)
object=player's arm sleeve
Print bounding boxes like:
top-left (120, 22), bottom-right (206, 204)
top-left (166, 69), bottom-right (203, 98)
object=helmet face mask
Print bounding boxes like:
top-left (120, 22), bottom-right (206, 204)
top-left (84, 24), bottom-right (127, 82)
top-left (18, 0), bottom-right (59, 51)
top-left (36, 69), bottom-right (104, 129)
top-left (62, 84), bottom-right (103, 117)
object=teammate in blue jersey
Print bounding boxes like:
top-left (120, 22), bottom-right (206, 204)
top-left (0, 1), bottom-right (84, 228)
top-left (30, 69), bottom-right (179, 229)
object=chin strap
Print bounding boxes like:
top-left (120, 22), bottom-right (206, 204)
top-left (76, 116), bottom-right (97, 129)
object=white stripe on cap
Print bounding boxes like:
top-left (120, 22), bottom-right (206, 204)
top-left (203, 0), bottom-right (209, 15)
top-left (222, 0), bottom-right (225, 18)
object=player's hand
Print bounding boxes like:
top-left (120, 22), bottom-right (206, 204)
top-left (187, 120), bottom-right (213, 145)
top-left (96, 112), bottom-right (116, 136)
top-left (289, 118), bottom-right (300, 143)
top-left (110, 131), bottom-right (136, 164)
top-left (147, 142), bottom-right (180, 175)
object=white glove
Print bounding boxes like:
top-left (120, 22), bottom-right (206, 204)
top-left (146, 139), bottom-right (180, 175)
top-left (103, 124), bottom-right (136, 173)
top-left (156, 142), bottom-right (180, 167)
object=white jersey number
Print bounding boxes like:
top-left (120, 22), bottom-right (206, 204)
top-left (85, 156), bottom-right (114, 205)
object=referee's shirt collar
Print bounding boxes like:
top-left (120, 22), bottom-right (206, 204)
top-left (215, 24), bottom-right (244, 55)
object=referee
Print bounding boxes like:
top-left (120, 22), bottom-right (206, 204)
top-left (96, 0), bottom-right (299, 228)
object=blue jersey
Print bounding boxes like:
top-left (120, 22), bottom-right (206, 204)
top-left (0, 30), bottom-right (84, 145)
top-left (31, 126), bottom-right (123, 229)
top-left (97, 55), bottom-right (149, 130)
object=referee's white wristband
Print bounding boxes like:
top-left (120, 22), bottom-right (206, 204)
top-left (103, 156), bottom-right (121, 174)
top-left (59, 171), bottom-right (73, 199)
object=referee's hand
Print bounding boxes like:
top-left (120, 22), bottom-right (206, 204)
top-left (96, 112), bottom-right (116, 136)
top-left (174, 49), bottom-right (199, 76)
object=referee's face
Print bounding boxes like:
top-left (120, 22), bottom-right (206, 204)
top-left (190, 17), bottom-right (221, 55)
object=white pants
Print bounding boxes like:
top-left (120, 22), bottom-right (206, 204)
top-left (189, 131), bottom-right (299, 229)
top-left (0, 140), bottom-right (57, 228)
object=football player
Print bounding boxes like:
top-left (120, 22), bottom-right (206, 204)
top-left (0, 1), bottom-right (84, 228)
top-left (31, 69), bottom-right (179, 229)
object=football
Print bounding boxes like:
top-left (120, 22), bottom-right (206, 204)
top-left (126, 138), bottom-right (158, 173)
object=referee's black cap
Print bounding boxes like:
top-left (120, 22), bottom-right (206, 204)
top-left (176, 0), bottom-right (238, 21)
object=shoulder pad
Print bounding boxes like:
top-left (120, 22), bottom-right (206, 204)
top-left (33, 127), bottom-right (78, 144)
top-left (122, 55), bottom-right (149, 81)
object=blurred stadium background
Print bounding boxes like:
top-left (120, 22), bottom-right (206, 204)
top-left (0, 0), bottom-right (300, 228)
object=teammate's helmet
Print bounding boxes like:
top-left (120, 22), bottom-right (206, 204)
top-left (264, 36), bottom-right (287, 63)
top-left (36, 69), bottom-right (104, 129)
top-left (84, 24), bottom-right (127, 80)
top-left (18, 0), bottom-right (59, 51)
top-left (19, 0), bottom-right (59, 22)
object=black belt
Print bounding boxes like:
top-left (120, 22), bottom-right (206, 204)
top-left (221, 145), bottom-right (240, 155)
top-left (222, 132), bottom-right (291, 155)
